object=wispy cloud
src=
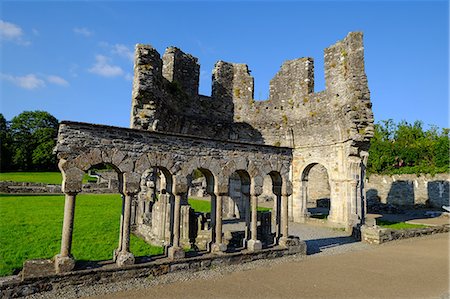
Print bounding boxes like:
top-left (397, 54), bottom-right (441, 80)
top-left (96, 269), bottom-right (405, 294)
top-left (0, 20), bottom-right (31, 45)
top-left (100, 42), bottom-right (134, 61)
top-left (88, 55), bottom-right (124, 77)
top-left (1, 73), bottom-right (45, 89)
top-left (73, 27), bottom-right (93, 37)
top-left (47, 75), bottom-right (69, 87)
top-left (1, 73), bottom-right (70, 89)
top-left (111, 44), bottom-right (134, 61)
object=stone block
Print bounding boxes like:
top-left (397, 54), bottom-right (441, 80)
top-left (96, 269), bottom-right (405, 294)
top-left (168, 246), bottom-right (185, 260)
top-left (22, 259), bottom-right (55, 280)
top-left (247, 239), bottom-right (262, 252)
top-left (54, 254), bottom-right (75, 274)
top-left (210, 243), bottom-right (227, 254)
top-left (116, 251), bottom-right (135, 267)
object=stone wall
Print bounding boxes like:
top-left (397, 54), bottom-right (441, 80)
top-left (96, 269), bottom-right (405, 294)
top-left (365, 173), bottom-right (450, 208)
top-left (130, 32), bottom-right (373, 149)
top-left (361, 224), bottom-right (449, 244)
top-left (128, 32), bottom-right (374, 228)
top-left (1, 243), bottom-right (306, 298)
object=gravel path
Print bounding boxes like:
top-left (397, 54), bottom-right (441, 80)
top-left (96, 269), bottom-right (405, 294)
top-left (25, 223), bottom-right (370, 299)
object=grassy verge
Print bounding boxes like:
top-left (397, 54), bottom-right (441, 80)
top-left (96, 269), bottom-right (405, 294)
top-left (0, 194), bottom-right (163, 277)
top-left (376, 219), bottom-right (429, 230)
top-left (0, 172), bottom-right (63, 185)
top-left (188, 198), bottom-right (272, 213)
top-left (0, 171), bottom-right (97, 184)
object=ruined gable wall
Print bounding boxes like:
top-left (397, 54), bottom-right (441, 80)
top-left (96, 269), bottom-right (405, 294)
top-left (130, 32), bottom-right (374, 152)
top-left (232, 32), bottom-right (374, 149)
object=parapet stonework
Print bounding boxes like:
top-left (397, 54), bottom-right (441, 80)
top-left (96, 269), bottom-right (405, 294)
top-left (18, 32), bottom-right (373, 282)
top-left (130, 31), bottom-right (374, 226)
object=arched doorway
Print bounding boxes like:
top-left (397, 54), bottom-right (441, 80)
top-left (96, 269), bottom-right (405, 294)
top-left (302, 163), bottom-right (331, 221)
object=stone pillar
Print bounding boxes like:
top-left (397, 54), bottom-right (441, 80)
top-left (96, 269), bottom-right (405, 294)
top-left (247, 194), bottom-right (262, 251)
top-left (168, 193), bottom-right (185, 259)
top-left (211, 195), bottom-right (227, 253)
top-left (115, 193), bottom-right (135, 266)
top-left (279, 193), bottom-right (290, 247)
top-left (54, 192), bottom-right (77, 273)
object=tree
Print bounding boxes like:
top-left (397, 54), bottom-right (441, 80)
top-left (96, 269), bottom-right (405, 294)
top-left (9, 111), bottom-right (59, 171)
top-left (0, 113), bottom-right (12, 171)
top-left (367, 119), bottom-right (450, 175)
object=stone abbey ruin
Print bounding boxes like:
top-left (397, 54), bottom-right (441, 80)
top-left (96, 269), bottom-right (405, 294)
top-left (26, 32), bottom-right (374, 277)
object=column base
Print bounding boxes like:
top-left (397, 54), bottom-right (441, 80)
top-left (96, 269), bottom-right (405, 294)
top-left (54, 254), bottom-right (75, 274)
top-left (116, 251), bottom-right (135, 267)
top-left (247, 239), bottom-right (262, 252)
top-left (279, 236), bottom-right (307, 254)
top-left (168, 246), bottom-right (185, 260)
top-left (211, 243), bottom-right (227, 254)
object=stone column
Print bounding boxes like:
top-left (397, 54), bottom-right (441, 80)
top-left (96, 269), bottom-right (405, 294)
top-left (115, 193), bottom-right (135, 266)
top-left (54, 192), bottom-right (77, 273)
top-left (211, 195), bottom-right (227, 253)
top-left (168, 193), bottom-right (185, 259)
top-left (279, 193), bottom-right (290, 247)
top-left (247, 194), bottom-right (262, 251)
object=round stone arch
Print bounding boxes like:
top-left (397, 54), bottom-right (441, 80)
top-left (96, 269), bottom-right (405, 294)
top-left (180, 157), bottom-right (221, 196)
top-left (289, 158), bottom-right (335, 222)
top-left (59, 148), bottom-right (126, 194)
top-left (298, 160), bottom-right (333, 222)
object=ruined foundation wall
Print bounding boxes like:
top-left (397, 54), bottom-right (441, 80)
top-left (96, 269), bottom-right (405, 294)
top-left (365, 173), bottom-right (450, 208)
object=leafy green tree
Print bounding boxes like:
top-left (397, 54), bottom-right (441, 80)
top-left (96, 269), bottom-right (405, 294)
top-left (9, 111), bottom-right (59, 171)
top-left (0, 113), bottom-right (12, 171)
top-left (367, 119), bottom-right (449, 175)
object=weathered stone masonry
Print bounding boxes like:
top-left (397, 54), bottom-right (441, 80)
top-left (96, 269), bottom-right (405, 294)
top-left (53, 121), bottom-right (295, 272)
top-left (130, 32), bottom-right (374, 228)
top-left (18, 32), bottom-right (373, 281)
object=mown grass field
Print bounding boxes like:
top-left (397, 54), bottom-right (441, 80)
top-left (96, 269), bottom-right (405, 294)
top-left (0, 172), bottom-right (63, 185)
top-left (0, 194), bottom-right (163, 277)
top-left (0, 171), bottom-right (96, 184)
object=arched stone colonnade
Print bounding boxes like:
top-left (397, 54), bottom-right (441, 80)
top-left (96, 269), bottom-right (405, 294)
top-left (53, 121), bottom-right (294, 273)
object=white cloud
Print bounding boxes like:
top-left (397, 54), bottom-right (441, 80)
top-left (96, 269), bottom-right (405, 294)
top-left (112, 44), bottom-right (134, 61)
top-left (124, 73), bottom-right (133, 81)
top-left (47, 75), bottom-right (69, 87)
top-left (73, 27), bottom-right (93, 37)
top-left (88, 55), bottom-right (124, 77)
top-left (1, 73), bottom-right (45, 90)
top-left (0, 20), bottom-right (30, 45)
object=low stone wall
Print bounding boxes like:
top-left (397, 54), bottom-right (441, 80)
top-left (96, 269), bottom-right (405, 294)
top-left (0, 240), bottom-right (306, 298)
top-left (0, 181), bottom-right (118, 194)
top-left (360, 224), bottom-right (449, 245)
top-left (365, 173), bottom-right (450, 208)
top-left (0, 182), bottom-right (62, 194)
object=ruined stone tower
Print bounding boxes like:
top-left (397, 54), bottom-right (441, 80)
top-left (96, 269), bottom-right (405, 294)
top-left (130, 32), bottom-right (374, 227)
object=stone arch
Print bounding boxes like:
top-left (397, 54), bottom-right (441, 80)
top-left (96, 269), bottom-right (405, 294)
top-left (263, 171), bottom-right (282, 244)
top-left (301, 162), bottom-right (332, 221)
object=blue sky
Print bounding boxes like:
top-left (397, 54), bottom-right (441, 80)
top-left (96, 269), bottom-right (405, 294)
top-left (1, 1), bottom-right (448, 130)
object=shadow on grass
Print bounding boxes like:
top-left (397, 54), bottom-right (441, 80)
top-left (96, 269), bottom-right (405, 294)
top-left (305, 236), bottom-right (358, 255)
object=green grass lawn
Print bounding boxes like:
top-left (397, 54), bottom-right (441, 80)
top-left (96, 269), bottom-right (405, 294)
top-left (188, 198), bottom-right (272, 213)
top-left (376, 219), bottom-right (429, 230)
top-left (0, 194), bottom-right (163, 277)
top-left (0, 171), bottom-right (97, 185)
top-left (0, 172), bottom-right (63, 185)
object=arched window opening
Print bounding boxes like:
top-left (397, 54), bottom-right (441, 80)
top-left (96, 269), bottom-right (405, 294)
top-left (223, 170), bottom-right (251, 251)
top-left (302, 163), bottom-right (331, 221)
top-left (186, 168), bottom-right (215, 252)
